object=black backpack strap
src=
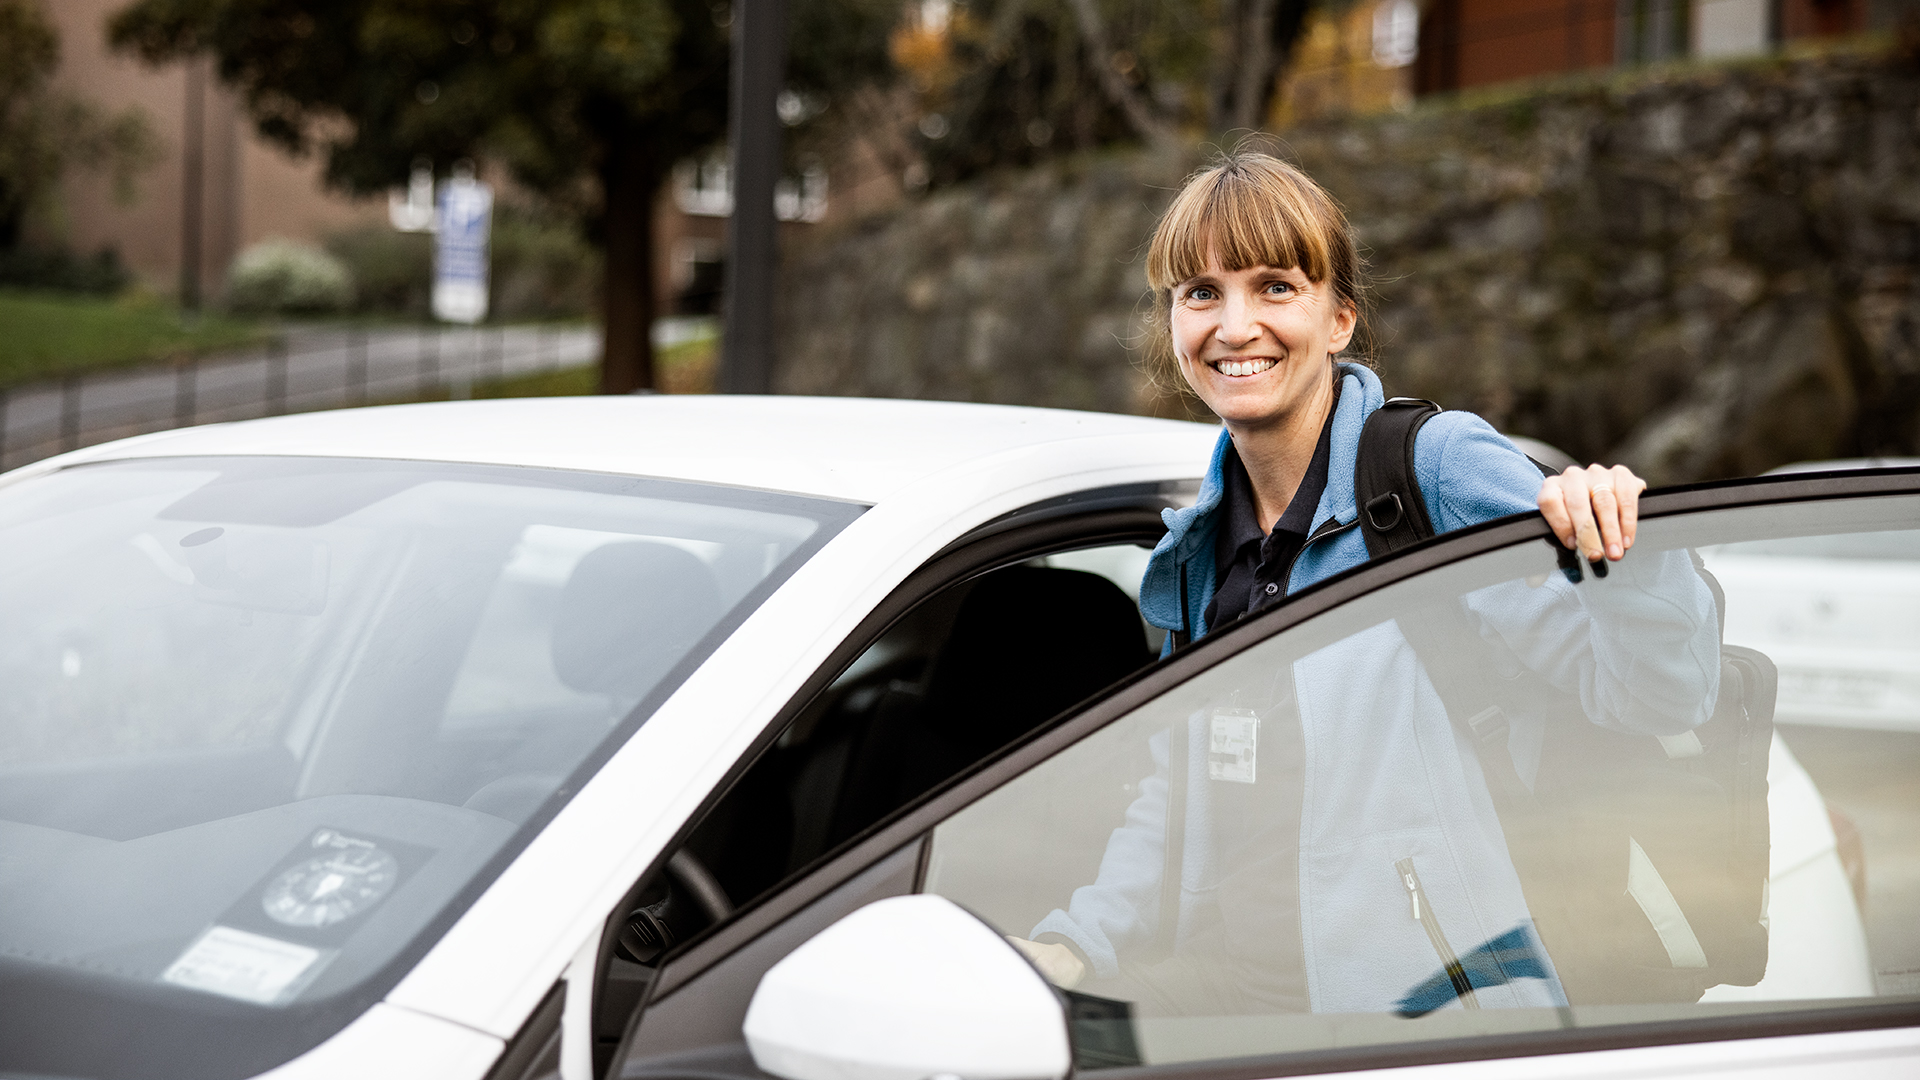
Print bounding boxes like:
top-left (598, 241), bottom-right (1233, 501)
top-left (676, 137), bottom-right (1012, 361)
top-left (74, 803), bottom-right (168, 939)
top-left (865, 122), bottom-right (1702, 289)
top-left (1356, 398), bottom-right (1442, 558)
top-left (1359, 399), bottom-right (1565, 562)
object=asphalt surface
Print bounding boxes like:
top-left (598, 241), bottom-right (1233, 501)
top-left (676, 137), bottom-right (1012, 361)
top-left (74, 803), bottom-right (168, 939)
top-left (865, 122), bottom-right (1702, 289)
top-left (0, 323), bottom-right (599, 470)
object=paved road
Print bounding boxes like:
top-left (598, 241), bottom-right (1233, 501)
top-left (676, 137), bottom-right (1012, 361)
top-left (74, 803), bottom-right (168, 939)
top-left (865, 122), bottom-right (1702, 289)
top-left (0, 323), bottom-right (599, 470)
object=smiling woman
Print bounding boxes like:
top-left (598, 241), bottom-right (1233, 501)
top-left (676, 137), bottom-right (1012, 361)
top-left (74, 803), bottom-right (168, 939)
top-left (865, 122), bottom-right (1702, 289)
top-left (1004, 147), bottom-right (1660, 990)
top-left (1141, 149), bottom-right (1645, 630)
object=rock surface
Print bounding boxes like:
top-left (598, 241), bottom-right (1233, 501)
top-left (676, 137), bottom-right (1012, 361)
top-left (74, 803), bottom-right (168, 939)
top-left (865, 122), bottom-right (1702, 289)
top-left (776, 49), bottom-right (1920, 483)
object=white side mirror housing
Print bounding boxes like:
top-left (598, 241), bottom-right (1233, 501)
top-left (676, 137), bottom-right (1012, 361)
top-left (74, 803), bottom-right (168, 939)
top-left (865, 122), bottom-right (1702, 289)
top-left (742, 894), bottom-right (1072, 1080)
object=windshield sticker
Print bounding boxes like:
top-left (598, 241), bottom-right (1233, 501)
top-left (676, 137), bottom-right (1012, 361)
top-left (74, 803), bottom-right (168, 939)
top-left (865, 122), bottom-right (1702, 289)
top-left (263, 843), bottom-right (401, 929)
top-left (225, 828), bottom-right (433, 949)
top-left (160, 926), bottom-right (332, 1006)
top-left (1209, 709), bottom-right (1260, 783)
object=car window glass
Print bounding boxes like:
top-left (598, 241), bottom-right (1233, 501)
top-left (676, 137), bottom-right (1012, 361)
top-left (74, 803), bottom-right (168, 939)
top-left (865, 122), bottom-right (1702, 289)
top-left (638, 542), bottom-right (1158, 964)
top-left (1699, 518), bottom-right (1920, 999)
top-left (0, 456), bottom-right (855, 1080)
top-left (1042, 543), bottom-right (1164, 654)
top-left (440, 525), bottom-right (738, 734)
top-left (925, 496), bottom-right (1919, 1069)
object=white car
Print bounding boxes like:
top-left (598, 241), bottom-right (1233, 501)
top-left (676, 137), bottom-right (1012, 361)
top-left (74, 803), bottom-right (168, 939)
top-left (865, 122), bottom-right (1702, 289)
top-left (0, 397), bottom-right (1912, 1080)
top-left (1701, 460), bottom-right (1920, 734)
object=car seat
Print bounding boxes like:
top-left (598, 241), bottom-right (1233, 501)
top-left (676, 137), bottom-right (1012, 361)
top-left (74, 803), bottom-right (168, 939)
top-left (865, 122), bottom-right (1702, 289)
top-left (465, 540), bottom-right (724, 822)
top-left (829, 566), bottom-right (1152, 841)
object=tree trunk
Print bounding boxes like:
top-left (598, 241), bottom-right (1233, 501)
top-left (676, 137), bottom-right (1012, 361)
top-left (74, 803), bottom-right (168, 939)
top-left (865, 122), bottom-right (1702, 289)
top-left (1207, 0), bottom-right (1244, 133)
top-left (1228, 0), bottom-right (1279, 133)
top-left (600, 136), bottom-right (657, 395)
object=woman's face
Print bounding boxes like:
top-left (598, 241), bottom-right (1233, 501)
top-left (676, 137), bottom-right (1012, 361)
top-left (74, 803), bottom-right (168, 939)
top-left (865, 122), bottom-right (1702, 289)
top-left (1170, 259), bottom-right (1356, 432)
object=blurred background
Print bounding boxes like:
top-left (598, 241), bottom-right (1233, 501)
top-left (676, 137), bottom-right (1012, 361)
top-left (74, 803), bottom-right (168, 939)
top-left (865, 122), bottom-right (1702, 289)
top-left (2, 0), bottom-right (1916, 481)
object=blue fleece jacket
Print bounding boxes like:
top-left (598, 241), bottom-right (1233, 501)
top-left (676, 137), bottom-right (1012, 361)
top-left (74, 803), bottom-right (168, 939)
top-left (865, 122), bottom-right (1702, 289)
top-left (1141, 363), bottom-right (1549, 646)
top-left (1030, 363), bottom-right (1723, 1015)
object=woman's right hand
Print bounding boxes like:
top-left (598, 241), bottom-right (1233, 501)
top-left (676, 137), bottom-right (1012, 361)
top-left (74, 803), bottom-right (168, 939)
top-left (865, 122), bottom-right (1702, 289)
top-left (1006, 935), bottom-right (1087, 988)
top-left (1539, 463), bottom-right (1647, 563)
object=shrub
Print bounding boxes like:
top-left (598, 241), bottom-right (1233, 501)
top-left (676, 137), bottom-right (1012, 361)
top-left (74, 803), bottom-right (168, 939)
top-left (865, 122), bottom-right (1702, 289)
top-left (0, 245), bottom-right (130, 294)
top-left (489, 206), bottom-right (599, 320)
top-left (324, 207), bottom-right (597, 320)
top-left (325, 225), bottom-right (432, 316)
top-left (225, 238), bottom-right (354, 314)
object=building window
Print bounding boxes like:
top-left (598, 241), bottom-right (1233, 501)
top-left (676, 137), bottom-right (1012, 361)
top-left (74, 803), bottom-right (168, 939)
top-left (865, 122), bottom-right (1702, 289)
top-left (1617, 0), bottom-right (1692, 62)
top-left (1373, 0), bottom-right (1420, 67)
top-left (672, 150), bottom-right (828, 224)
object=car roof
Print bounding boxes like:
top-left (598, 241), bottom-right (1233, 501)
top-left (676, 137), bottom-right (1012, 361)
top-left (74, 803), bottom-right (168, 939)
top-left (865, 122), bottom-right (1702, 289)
top-left (1765, 457), bottom-right (1920, 475)
top-left (37, 396), bottom-right (1218, 504)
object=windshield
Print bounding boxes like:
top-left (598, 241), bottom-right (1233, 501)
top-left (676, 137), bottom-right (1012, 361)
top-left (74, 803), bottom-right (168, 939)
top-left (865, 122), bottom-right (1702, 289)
top-left (0, 457), bottom-right (859, 1080)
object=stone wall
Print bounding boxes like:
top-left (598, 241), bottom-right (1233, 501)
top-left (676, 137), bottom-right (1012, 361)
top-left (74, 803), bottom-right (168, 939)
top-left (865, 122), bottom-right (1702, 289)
top-left (775, 48), bottom-right (1920, 483)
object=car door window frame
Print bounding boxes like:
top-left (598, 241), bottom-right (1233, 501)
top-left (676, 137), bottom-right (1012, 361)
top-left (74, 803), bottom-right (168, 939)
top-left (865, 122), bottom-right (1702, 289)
top-left (587, 483), bottom-right (1192, 1074)
top-left (586, 467), bottom-right (1920, 1080)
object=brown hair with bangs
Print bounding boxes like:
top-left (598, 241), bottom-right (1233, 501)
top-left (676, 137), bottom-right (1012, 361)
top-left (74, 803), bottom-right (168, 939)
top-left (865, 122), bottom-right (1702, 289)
top-left (1142, 148), bottom-right (1369, 394)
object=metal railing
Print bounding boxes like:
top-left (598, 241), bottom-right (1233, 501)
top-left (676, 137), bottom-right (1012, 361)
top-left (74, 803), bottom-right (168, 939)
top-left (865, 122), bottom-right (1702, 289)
top-left (0, 322), bottom-right (599, 472)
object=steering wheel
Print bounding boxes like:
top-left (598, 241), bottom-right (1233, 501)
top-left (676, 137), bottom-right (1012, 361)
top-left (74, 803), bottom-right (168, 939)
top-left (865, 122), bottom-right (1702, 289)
top-left (615, 850), bottom-right (733, 963)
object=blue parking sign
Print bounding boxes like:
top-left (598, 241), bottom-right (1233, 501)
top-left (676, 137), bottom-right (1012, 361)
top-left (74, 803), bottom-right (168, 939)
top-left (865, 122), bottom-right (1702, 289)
top-left (433, 178), bottom-right (492, 324)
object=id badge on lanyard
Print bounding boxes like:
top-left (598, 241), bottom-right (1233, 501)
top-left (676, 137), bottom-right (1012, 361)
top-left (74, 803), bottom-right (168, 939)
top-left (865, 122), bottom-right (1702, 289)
top-left (1208, 707), bottom-right (1260, 783)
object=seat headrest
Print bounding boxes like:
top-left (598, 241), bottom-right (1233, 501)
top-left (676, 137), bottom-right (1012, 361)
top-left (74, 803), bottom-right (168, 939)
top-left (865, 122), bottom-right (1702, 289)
top-left (924, 566), bottom-right (1150, 751)
top-left (551, 541), bottom-right (723, 700)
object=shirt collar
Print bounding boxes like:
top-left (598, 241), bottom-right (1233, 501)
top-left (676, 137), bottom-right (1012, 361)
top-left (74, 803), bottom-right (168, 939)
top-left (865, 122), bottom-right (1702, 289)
top-left (1217, 383), bottom-right (1341, 557)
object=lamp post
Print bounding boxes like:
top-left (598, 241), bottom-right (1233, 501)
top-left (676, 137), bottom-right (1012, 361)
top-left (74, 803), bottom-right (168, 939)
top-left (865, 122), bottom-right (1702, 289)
top-left (718, 0), bottom-right (789, 394)
top-left (179, 57), bottom-right (206, 313)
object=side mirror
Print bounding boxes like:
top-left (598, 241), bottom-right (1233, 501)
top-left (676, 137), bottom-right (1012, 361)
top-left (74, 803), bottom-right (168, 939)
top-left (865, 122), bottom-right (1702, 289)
top-left (742, 895), bottom-right (1072, 1080)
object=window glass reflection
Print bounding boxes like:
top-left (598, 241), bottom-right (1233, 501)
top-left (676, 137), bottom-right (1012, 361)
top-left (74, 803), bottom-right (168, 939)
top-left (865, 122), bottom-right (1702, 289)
top-left (926, 498), bottom-right (1920, 1066)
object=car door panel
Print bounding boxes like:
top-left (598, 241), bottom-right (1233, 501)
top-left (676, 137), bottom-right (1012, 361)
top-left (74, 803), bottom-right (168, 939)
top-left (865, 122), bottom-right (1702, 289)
top-left (920, 483), bottom-right (1920, 1075)
top-left (599, 474), bottom-right (1920, 1080)
top-left (615, 841), bottom-right (924, 1073)
top-left (588, 496), bottom-right (1184, 1072)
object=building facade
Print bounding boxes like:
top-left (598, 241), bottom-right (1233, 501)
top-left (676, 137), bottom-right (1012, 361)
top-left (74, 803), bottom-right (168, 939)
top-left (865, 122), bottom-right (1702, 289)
top-left (1279, 0), bottom-right (1908, 124)
top-left (45, 0), bottom-right (385, 305)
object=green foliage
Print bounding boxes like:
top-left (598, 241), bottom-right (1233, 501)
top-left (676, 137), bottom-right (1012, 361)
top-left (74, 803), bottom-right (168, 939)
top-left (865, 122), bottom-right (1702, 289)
top-left (0, 0), bottom-right (57, 109)
top-left (0, 0), bottom-right (158, 254)
top-left (323, 225), bottom-right (433, 316)
top-left (225, 238), bottom-right (354, 314)
top-left (0, 246), bottom-right (130, 294)
top-left (108, 0), bottom-right (720, 207)
top-left (107, 0), bottom-right (746, 389)
top-left (488, 206), bottom-right (601, 320)
top-left (0, 289), bottom-right (265, 388)
top-left (787, 0), bottom-right (902, 91)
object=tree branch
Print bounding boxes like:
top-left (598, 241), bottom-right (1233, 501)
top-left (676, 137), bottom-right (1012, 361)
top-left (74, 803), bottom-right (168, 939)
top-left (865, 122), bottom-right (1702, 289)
top-left (1062, 0), bottom-right (1177, 147)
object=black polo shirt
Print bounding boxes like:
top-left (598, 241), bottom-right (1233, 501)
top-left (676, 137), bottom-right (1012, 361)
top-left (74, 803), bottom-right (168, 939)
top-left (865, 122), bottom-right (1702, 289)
top-left (1203, 400), bottom-right (1337, 631)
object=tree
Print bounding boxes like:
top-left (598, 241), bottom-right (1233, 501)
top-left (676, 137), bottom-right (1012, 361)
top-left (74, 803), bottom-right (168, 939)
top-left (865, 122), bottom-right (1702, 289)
top-left (111, 0), bottom-right (899, 392)
top-left (109, 0), bottom-right (728, 392)
top-left (892, 0), bottom-right (1316, 188)
top-left (1, 0), bottom-right (155, 257)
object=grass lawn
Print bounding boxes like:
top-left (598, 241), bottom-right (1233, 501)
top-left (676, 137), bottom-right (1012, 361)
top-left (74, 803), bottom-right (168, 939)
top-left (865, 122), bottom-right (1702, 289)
top-left (434, 333), bottom-right (720, 399)
top-left (0, 290), bottom-right (269, 389)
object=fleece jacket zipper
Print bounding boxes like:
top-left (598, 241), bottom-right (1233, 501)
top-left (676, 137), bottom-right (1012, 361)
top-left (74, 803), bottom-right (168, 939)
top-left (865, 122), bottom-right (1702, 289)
top-left (1396, 857), bottom-right (1480, 1010)
top-left (1281, 515), bottom-right (1360, 595)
